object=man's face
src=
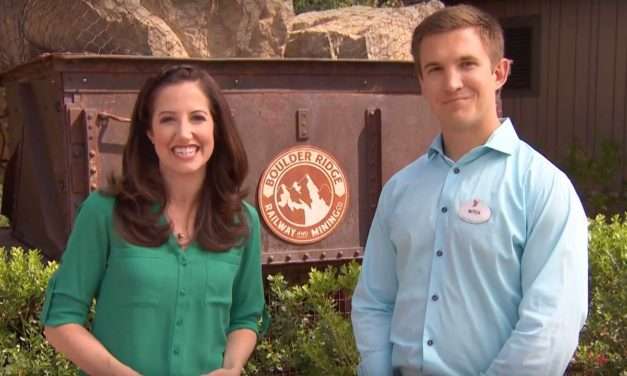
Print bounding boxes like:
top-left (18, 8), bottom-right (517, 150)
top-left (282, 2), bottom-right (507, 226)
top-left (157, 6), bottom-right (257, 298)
top-left (418, 27), bottom-right (509, 134)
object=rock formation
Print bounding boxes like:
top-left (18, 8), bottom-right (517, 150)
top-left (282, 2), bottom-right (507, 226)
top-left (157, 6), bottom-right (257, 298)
top-left (284, 0), bottom-right (444, 60)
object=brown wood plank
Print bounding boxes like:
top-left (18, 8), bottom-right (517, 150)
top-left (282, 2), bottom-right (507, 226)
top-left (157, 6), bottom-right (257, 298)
top-left (619, 1), bottom-right (627, 182)
top-left (586, 0), bottom-right (601, 154)
top-left (573, 0), bottom-right (592, 153)
top-left (594, 0), bottom-right (617, 152)
top-left (517, 0), bottom-right (542, 144)
top-left (543, 0), bottom-right (562, 161)
top-left (555, 0), bottom-right (578, 160)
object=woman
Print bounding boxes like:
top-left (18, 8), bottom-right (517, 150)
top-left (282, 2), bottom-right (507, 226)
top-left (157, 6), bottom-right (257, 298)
top-left (40, 65), bottom-right (265, 376)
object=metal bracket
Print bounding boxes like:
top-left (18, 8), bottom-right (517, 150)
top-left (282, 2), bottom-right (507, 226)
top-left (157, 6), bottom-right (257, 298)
top-left (296, 108), bottom-right (309, 141)
top-left (365, 107), bottom-right (382, 227)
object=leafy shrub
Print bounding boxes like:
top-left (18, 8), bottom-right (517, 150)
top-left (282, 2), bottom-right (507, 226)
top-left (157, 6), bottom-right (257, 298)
top-left (0, 247), bottom-right (76, 375)
top-left (564, 141), bottom-right (626, 215)
top-left (246, 262), bottom-right (361, 375)
top-left (1, 235), bottom-right (625, 375)
top-left (574, 214), bottom-right (627, 374)
top-left (293, 0), bottom-right (401, 14)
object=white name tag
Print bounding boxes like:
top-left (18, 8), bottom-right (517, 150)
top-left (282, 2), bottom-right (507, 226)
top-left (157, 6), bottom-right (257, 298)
top-left (458, 199), bottom-right (491, 224)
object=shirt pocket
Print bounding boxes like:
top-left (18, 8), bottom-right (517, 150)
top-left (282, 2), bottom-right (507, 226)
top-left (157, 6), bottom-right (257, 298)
top-left (104, 248), bottom-right (169, 307)
top-left (204, 250), bottom-right (241, 306)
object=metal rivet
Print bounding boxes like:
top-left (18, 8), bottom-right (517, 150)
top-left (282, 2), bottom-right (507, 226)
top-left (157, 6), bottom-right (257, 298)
top-left (89, 150), bottom-right (96, 158)
top-left (267, 256), bottom-right (274, 263)
top-left (363, 80), bottom-right (368, 86)
top-left (337, 251), bottom-right (343, 258)
top-left (302, 253), bottom-right (309, 261)
top-left (82, 77), bottom-right (88, 83)
top-left (285, 255), bottom-right (291, 262)
top-left (354, 250), bottom-right (361, 257)
top-left (89, 167), bottom-right (97, 174)
top-left (234, 79), bottom-right (239, 87)
top-left (90, 183), bottom-right (97, 190)
top-left (320, 252), bottom-right (326, 260)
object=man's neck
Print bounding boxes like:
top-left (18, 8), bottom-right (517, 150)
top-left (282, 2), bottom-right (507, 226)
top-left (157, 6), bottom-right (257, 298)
top-left (441, 117), bottom-right (501, 162)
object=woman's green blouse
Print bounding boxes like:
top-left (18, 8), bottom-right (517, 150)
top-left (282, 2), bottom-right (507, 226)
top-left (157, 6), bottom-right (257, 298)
top-left (41, 192), bottom-right (265, 376)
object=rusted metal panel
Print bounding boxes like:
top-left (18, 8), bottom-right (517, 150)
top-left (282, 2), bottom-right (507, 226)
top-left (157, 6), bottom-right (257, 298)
top-left (0, 54), bottom-right (436, 265)
top-left (6, 77), bottom-right (70, 257)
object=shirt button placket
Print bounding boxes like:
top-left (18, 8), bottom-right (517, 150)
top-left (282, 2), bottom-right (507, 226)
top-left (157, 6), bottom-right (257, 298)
top-left (172, 254), bottom-right (188, 373)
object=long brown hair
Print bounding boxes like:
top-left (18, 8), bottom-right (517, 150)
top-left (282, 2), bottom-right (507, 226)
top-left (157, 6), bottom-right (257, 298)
top-left (109, 65), bottom-right (249, 251)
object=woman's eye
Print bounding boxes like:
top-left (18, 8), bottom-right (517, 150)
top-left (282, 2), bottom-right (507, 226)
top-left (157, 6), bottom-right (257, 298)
top-left (159, 116), bottom-right (175, 123)
top-left (191, 115), bottom-right (206, 122)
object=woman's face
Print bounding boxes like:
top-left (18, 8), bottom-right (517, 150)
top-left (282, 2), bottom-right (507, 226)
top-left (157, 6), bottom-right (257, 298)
top-left (147, 81), bottom-right (215, 183)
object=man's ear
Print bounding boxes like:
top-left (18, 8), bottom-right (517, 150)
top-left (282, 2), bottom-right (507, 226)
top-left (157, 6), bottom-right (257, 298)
top-left (493, 58), bottom-right (512, 90)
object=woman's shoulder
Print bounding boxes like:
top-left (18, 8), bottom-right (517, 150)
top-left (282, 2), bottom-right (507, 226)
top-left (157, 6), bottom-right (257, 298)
top-left (241, 200), bottom-right (260, 225)
top-left (75, 191), bottom-right (117, 220)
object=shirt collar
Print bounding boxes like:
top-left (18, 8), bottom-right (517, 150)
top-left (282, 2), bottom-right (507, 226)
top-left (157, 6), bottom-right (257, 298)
top-left (427, 118), bottom-right (518, 160)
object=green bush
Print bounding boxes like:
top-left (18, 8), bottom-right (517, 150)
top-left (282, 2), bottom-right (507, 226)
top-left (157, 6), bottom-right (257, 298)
top-left (574, 214), bottom-right (627, 374)
top-left (1, 222), bottom-right (625, 375)
top-left (0, 247), bottom-right (76, 375)
top-left (293, 0), bottom-right (401, 14)
top-left (246, 262), bottom-right (360, 375)
top-left (564, 141), bottom-right (626, 215)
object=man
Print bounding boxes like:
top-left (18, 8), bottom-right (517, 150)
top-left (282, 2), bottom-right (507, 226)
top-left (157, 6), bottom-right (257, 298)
top-left (351, 5), bottom-right (588, 376)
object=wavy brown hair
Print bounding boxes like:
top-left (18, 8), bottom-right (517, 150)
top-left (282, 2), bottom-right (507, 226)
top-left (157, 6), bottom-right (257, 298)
top-left (108, 65), bottom-right (249, 251)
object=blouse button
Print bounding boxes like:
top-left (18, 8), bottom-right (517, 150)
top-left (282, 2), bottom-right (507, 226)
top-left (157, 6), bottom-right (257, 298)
top-left (179, 289), bottom-right (186, 297)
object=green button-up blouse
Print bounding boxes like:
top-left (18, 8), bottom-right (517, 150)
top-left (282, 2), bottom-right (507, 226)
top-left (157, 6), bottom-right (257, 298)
top-left (41, 192), bottom-right (265, 376)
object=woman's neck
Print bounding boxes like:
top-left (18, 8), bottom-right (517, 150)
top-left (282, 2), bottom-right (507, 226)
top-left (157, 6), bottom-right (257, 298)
top-left (161, 169), bottom-right (205, 210)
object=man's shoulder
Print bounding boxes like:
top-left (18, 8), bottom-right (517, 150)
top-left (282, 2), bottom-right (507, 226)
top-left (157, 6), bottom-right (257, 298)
top-left (386, 154), bottom-right (429, 186)
top-left (515, 140), bottom-right (570, 183)
top-left (380, 154), bottom-right (430, 201)
top-left (512, 140), bottom-right (580, 210)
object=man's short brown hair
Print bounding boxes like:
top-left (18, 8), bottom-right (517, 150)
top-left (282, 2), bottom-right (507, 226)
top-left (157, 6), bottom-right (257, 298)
top-left (411, 4), bottom-right (504, 76)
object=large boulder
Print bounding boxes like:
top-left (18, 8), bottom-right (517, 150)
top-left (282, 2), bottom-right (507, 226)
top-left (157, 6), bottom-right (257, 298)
top-left (284, 0), bottom-right (444, 60)
top-left (0, 0), bottom-right (29, 72)
top-left (142, 0), bottom-right (294, 58)
top-left (0, 0), bottom-right (188, 73)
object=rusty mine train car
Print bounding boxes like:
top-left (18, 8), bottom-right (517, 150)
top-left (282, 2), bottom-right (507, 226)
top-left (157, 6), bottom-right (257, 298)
top-left (0, 54), bottom-right (438, 275)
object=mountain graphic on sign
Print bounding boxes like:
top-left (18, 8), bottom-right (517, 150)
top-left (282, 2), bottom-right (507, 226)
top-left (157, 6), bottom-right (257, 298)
top-left (277, 174), bottom-right (330, 226)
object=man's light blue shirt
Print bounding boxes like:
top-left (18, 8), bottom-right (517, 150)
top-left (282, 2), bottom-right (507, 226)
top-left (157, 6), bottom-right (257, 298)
top-left (351, 119), bottom-right (588, 375)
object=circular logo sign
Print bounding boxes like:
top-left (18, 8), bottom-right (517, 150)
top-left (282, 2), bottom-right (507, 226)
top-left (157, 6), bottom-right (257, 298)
top-left (258, 146), bottom-right (349, 244)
